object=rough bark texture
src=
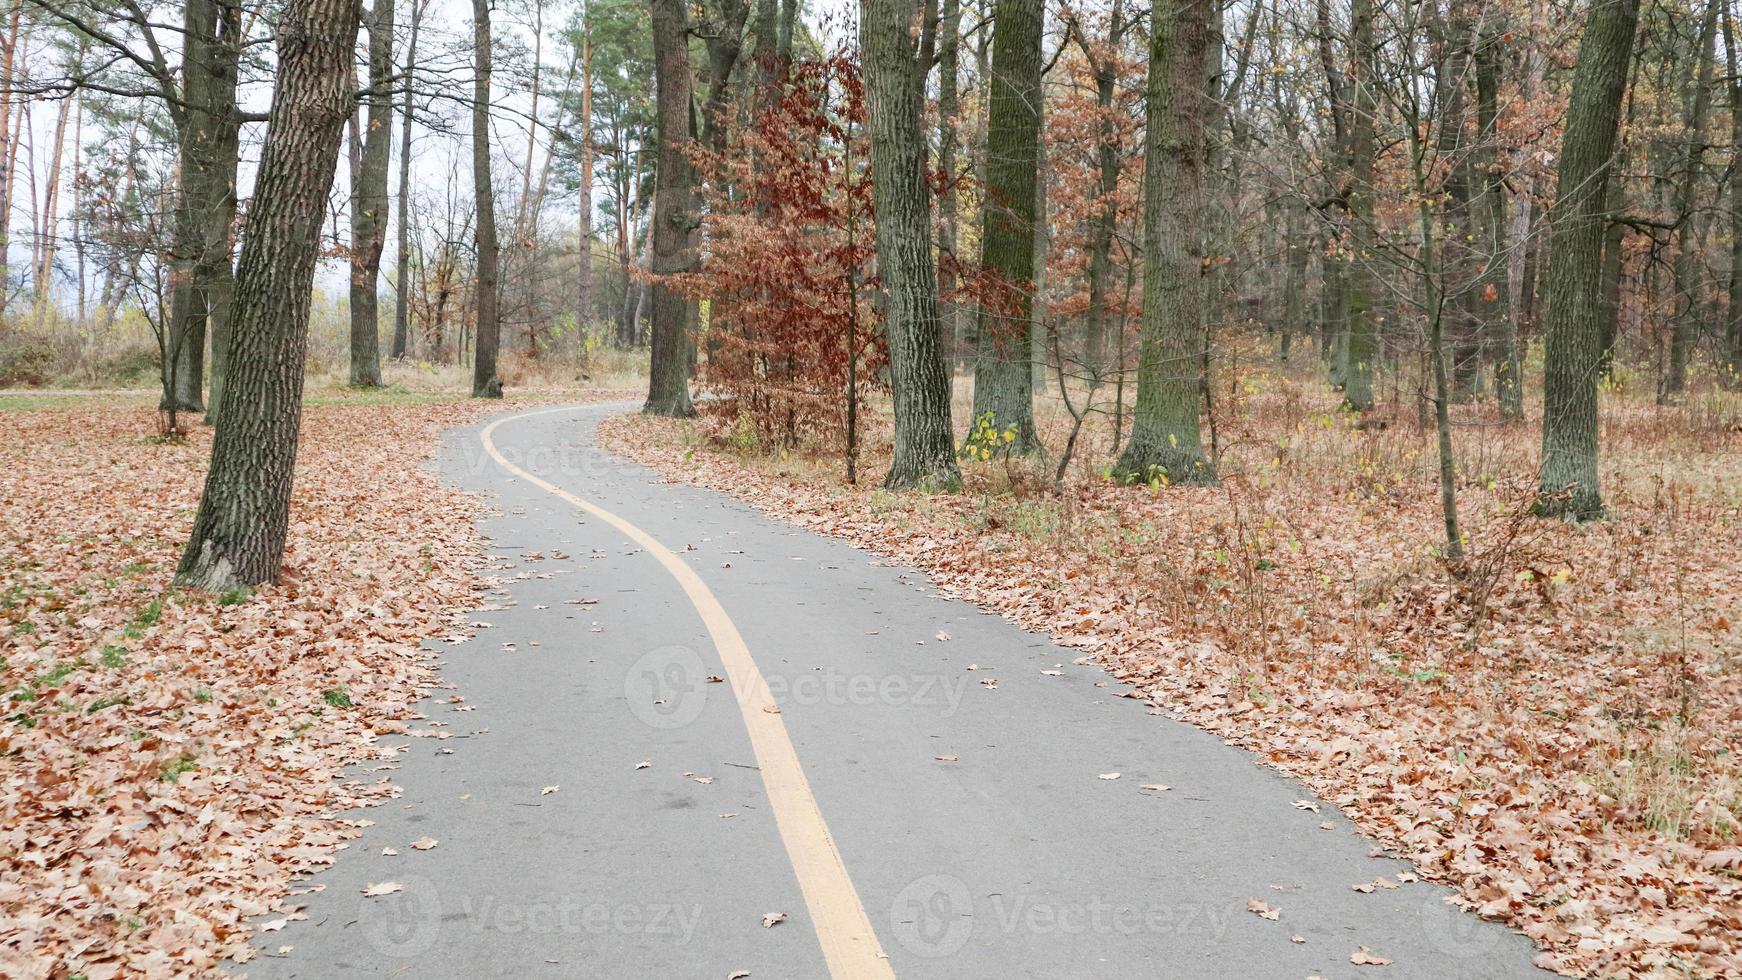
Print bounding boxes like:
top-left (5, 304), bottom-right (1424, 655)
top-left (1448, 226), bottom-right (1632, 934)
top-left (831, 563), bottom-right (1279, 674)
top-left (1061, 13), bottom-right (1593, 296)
top-left (1081, 1), bottom-right (1122, 384)
top-left (862, 0), bottom-right (960, 489)
top-left (175, 0), bottom-right (362, 590)
top-left (471, 0), bottom-right (503, 398)
top-left (1112, 0), bottom-right (1214, 485)
top-left (1663, 0), bottom-right (1719, 401)
top-left (1537, 0), bottom-right (1640, 520)
top-left (390, 0), bottom-right (423, 361)
top-left (1474, 21), bottom-right (1521, 421)
top-left (349, 0), bottom-right (395, 386)
top-left (644, 0), bottom-right (695, 416)
top-left (1727, 6), bottom-right (1742, 383)
top-left (968, 0), bottom-right (1043, 451)
top-left (937, 0), bottom-right (963, 374)
top-left (1341, 0), bottom-right (1378, 412)
top-left (165, 0), bottom-right (242, 419)
top-left (1598, 198), bottom-right (1626, 377)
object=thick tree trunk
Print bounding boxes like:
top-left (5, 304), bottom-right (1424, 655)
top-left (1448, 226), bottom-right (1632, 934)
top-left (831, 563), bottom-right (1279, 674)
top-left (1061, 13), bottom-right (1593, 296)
top-left (644, 0), bottom-right (695, 416)
top-left (1113, 0), bottom-right (1213, 484)
top-left (471, 0), bottom-right (503, 398)
top-left (1662, 0), bottom-right (1719, 402)
top-left (349, 0), bottom-right (395, 386)
top-left (968, 0), bottom-right (1043, 452)
top-left (175, 0), bottom-right (362, 591)
top-left (1537, 0), bottom-right (1640, 520)
top-left (391, 0), bottom-right (424, 360)
top-left (862, 0), bottom-right (960, 489)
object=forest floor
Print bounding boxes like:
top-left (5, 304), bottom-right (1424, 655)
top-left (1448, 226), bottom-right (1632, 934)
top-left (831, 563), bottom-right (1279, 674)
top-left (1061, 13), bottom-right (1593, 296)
top-left (600, 365), bottom-right (1742, 979)
top-left (0, 384), bottom-right (634, 977)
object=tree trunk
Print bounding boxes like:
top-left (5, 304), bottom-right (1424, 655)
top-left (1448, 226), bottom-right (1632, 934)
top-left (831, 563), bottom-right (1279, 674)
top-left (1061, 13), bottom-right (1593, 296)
top-left (349, 0), bottom-right (394, 386)
top-left (1113, 0), bottom-right (1213, 484)
top-left (863, 0), bottom-right (960, 489)
top-left (162, 0), bottom-right (243, 417)
top-left (471, 0), bottom-right (503, 398)
top-left (175, 0), bottom-right (362, 590)
top-left (390, 0), bottom-right (423, 361)
top-left (1597, 184), bottom-right (1625, 378)
top-left (644, 0), bottom-right (696, 416)
top-left (968, 0), bottom-right (1043, 452)
top-left (1082, 1), bottom-right (1122, 385)
top-left (1341, 0), bottom-right (1378, 412)
top-left (1726, 4), bottom-right (1742, 383)
top-left (1662, 0), bottom-right (1719, 402)
top-left (577, 23), bottom-right (594, 339)
top-left (1537, 0), bottom-right (1639, 520)
top-left (937, 0), bottom-right (962, 376)
top-left (1474, 19), bottom-right (1521, 420)
top-left (0, 1), bottom-right (20, 322)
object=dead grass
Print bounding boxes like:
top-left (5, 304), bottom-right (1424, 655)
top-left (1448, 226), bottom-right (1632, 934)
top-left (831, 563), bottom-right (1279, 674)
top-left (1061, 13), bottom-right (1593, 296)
top-left (606, 355), bottom-right (1742, 978)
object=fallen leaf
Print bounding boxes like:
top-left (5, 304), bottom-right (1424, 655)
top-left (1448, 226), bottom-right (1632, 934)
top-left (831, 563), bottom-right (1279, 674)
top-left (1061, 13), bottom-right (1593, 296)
top-left (761, 912), bottom-right (787, 928)
top-left (1351, 946), bottom-right (1392, 966)
top-left (410, 836), bottom-right (438, 851)
top-left (1098, 772), bottom-right (1121, 780)
top-left (1247, 898), bottom-right (1280, 920)
top-left (540, 785), bottom-right (559, 796)
top-left (362, 882), bottom-right (403, 898)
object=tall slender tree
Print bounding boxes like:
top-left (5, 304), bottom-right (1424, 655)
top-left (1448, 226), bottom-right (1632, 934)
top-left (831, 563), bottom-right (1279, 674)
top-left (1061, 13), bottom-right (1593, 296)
top-left (1341, 0), bottom-right (1379, 412)
top-left (472, 0), bottom-right (503, 397)
top-left (576, 6), bottom-right (594, 338)
top-left (643, 0), bottom-right (696, 415)
top-left (1473, 14), bottom-right (1521, 421)
top-left (1537, 0), bottom-right (1641, 520)
top-left (349, 0), bottom-right (395, 386)
top-left (1726, 3), bottom-right (1742, 384)
top-left (968, 0), bottom-right (1043, 452)
top-left (1113, 0), bottom-right (1214, 484)
top-left (862, 0), bottom-right (960, 489)
top-left (391, 0), bottom-right (426, 361)
top-left (176, 0), bottom-right (363, 589)
top-left (1662, 0), bottom-right (1719, 402)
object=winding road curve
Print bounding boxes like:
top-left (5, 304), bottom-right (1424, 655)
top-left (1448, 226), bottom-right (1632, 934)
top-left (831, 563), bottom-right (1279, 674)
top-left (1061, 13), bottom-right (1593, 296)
top-left (246, 402), bottom-right (1544, 980)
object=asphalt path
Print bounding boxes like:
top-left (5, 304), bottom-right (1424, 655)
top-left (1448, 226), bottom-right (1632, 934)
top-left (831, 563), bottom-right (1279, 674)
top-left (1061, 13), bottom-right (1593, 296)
top-left (245, 402), bottom-right (1546, 980)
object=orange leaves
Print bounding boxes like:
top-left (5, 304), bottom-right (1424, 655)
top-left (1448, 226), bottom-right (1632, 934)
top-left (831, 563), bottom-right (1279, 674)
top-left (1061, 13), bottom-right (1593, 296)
top-left (0, 399), bottom-right (514, 976)
top-left (671, 53), bottom-right (887, 447)
top-left (602, 395), bottom-right (1742, 980)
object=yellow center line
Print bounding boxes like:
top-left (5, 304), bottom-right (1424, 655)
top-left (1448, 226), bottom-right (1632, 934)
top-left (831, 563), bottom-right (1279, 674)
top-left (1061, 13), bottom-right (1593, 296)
top-left (480, 406), bottom-right (895, 980)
